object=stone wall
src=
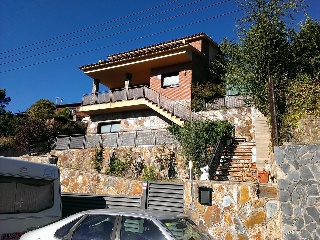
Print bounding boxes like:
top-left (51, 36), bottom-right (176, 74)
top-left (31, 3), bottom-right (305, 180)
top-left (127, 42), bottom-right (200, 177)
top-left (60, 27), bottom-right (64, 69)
top-left (200, 107), bottom-right (264, 141)
top-left (86, 105), bottom-right (263, 143)
top-left (60, 167), bottom-right (143, 196)
top-left (48, 146), bottom-right (188, 180)
top-left (184, 181), bottom-right (281, 240)
top-left (291, 116), bottom-right (320, 144)
top-left (87, 109), bottom-right (171, 135)
top-left (274, 144), bottom-right (320, 240)
top-left (19, 149), bottom-right (282, 239)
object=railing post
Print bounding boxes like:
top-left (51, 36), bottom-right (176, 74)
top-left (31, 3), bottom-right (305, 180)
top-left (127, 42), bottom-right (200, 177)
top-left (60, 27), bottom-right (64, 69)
top-left (134, 130), bottom-right (137, 147)
top-left (172, 103), bottom-right (175, 116)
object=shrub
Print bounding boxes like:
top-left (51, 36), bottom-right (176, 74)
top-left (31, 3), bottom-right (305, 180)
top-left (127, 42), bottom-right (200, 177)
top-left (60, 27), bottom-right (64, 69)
top-left (168, 119), bottom-right (234, 176)
top-left (93, 147), bottom-right (104, 173)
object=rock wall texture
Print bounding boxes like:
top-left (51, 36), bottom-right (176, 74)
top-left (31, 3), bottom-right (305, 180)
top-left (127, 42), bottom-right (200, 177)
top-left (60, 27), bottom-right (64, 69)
top-left (184, 181), bottom-right (281, 240)
top-left (86, 107), bottom-right (262, 142)
top-left (274, 144), bottom-right (320, 240)
top-left (200, 107), bottom-right (264, 142)
top-left (87, 109), bottom-right (171, 135)
top-left (60, 167), bottom-right (143, 196)
top-left (21, 149), bottom-right (282, 239)
top-left (17, 143), bottom-right (319, 239)
top-left (49, 146), bottom-right (188, 180)
top-left (291, 116), bottom-right (320, 144)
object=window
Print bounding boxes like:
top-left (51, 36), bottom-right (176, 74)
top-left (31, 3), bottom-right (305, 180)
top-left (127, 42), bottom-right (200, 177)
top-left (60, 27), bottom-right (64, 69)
top-left (71, 215), bottom-right (116, 240)
top-left (120, 216), bottom-right (164, 240)
top-left (161, 218), bottom-right (207, 240)
top-left (162, 72), bottom-right (179, 88)
top-left (54, 216), bottom-right (83, 239)
top-left (99, 121), bottom-right (120, 134)
top-left (0, 176), bottom-right (54, 213)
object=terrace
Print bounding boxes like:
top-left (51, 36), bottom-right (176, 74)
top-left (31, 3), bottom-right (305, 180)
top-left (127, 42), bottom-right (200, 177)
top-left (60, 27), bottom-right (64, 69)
top-left (80, 85), bottom-right (196, 123)
top-left (80, 85), bottom-right (247, 122)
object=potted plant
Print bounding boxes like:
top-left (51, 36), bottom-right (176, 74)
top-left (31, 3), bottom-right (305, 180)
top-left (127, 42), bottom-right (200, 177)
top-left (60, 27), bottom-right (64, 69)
top-left (257, 169), bottom-right (270, 183)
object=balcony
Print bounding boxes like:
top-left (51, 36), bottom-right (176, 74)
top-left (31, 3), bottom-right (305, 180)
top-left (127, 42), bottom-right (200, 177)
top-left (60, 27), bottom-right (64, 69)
top-left (83, 85), bottom-right (146, 105)
top-left (79, 85), bottom-right (196, 123)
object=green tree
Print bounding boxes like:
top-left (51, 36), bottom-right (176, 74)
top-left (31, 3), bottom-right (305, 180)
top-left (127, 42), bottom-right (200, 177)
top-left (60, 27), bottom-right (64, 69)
top-left (26, 99), bottom-right (56, 119)
top-left (212, 0), bottom-right (317, 145)
top-left (278, 18), bottom-right (320, 141)
top-left (15, 117), bottom-right (55, 154)
top-left (0, 89), bottom-right (11, 113)
top-left (0, 111), bottom-right (24, 137)
top-left (14, 99), bottom-right (86, 154)
top-left (57, 107), bottom-right (72, 120)
top-left (291, 17), bottom-right (320, 79)
top-left (0, 89), bottom-right (23, 150)
top-left (192, 50), bottom-right (227, 111)
top-left (13, 99), bottom-right (56, 154)
top-left (168, 119), bottom-right (233, 176)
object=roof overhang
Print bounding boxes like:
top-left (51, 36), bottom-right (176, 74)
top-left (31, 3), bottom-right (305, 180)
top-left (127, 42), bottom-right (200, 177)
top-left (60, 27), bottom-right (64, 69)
top-left (81, 46), bottom-right (195, 89)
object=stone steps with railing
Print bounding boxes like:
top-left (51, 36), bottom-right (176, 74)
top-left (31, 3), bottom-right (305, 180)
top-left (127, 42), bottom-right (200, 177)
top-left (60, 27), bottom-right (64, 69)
top-left (214, 140), bottom-right (257, 182)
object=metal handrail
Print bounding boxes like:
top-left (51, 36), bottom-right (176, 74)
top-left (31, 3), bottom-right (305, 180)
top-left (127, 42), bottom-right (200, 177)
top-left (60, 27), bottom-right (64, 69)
top-left (208, 137), bottom-right (227, 180)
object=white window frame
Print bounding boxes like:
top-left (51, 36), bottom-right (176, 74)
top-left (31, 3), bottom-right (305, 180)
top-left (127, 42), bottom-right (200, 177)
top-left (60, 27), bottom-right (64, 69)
top-left (99, 121), bottom-right (120, 134)
top-left (162, 72), bottom-right (179, 88)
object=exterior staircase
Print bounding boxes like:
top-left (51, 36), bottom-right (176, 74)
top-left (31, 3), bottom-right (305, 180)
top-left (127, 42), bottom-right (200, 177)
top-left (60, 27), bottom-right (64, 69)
top-left (214, 139), bottom-right (257, 182)
top-left (255, 116), bottom-right (271, 170)
top-left (144, 100), bottom-right (185, 126)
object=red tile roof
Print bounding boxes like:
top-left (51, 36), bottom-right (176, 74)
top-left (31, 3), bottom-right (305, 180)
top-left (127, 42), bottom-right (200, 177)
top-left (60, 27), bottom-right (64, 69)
top-left (79, 32), bottom-right (216, 70)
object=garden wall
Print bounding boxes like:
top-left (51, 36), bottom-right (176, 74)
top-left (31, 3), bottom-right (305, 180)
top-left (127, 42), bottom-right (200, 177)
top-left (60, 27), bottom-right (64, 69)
top-left (21, 149), bottom-right (281, 240)
top-left (274, 144), bottom-right (320, 240)
top-left (185, 181), bottom-right (281, 239)
top-left (200, 107), bottom-right (264, 141)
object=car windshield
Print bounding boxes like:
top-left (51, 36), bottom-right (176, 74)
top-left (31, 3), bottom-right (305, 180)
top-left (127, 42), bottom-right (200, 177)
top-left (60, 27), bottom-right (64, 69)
top-left (160, 218), bottom-right (210, 240)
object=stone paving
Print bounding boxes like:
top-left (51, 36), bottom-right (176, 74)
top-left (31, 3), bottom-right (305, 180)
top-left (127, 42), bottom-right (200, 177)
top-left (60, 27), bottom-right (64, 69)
top-left (275, 144), bottom-right (320, 240)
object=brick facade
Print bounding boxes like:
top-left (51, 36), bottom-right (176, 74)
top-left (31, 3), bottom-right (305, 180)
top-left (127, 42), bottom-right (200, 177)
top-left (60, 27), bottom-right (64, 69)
top-left (150, 62), bottom-right (192, 100)
top-left (189, 39), bottom-right (202, 52)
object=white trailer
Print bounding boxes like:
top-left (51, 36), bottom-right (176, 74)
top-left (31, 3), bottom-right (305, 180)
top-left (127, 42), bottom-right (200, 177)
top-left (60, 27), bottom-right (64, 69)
top-left (0, 157), bottom-right (61, 240)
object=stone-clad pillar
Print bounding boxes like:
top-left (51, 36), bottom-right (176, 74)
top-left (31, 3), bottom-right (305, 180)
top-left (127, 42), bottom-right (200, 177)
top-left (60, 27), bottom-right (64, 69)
top-left (92, 79), bottom-right (100, 93)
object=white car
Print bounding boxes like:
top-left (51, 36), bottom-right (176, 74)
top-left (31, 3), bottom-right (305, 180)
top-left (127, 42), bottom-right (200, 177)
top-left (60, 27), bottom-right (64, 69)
top-left (20, 208), bottom-right (210, 240)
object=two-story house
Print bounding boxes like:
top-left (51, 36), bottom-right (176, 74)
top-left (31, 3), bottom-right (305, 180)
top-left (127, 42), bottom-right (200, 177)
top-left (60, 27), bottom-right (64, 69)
top-left (78, 33), bottom-right (218, 140)
top-left (55, 32), bottom-right (271, 181)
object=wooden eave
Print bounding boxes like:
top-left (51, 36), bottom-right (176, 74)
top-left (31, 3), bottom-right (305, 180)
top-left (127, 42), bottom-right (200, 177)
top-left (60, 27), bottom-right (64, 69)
top-left (80, 44), bottom-right (201, 89)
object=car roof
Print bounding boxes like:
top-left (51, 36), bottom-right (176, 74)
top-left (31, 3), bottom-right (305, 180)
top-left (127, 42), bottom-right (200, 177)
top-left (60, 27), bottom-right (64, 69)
top-left (76, 208), bottom-right (188, 220)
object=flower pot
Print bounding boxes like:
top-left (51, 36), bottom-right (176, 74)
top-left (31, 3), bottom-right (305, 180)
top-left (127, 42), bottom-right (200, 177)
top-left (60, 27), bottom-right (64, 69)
top-left (258, 170), bottom-right (269, 183)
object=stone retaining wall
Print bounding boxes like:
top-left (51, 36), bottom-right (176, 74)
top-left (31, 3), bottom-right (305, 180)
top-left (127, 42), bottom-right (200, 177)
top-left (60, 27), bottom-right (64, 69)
top-left (18, 143), bottom-right (320, 239)
top-left (59, 167), bottom-right (143, 196)
top-left (21, 150), bottom-right (281, 239)
top-left (200, 107), bottom-right (264, 141)
top-left (274, 144), bottom-right (320, 240)
top-left (184, 181), bottom-right (281, 240)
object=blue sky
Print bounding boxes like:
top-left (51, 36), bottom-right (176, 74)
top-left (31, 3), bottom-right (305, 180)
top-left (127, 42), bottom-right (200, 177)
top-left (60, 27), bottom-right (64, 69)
top-left (0, 0), bottom-right (319, 113)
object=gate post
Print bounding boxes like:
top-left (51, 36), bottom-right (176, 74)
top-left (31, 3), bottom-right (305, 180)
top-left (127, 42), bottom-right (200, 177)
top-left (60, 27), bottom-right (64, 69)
top-left (141, 182), bottom-right (148, 209)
